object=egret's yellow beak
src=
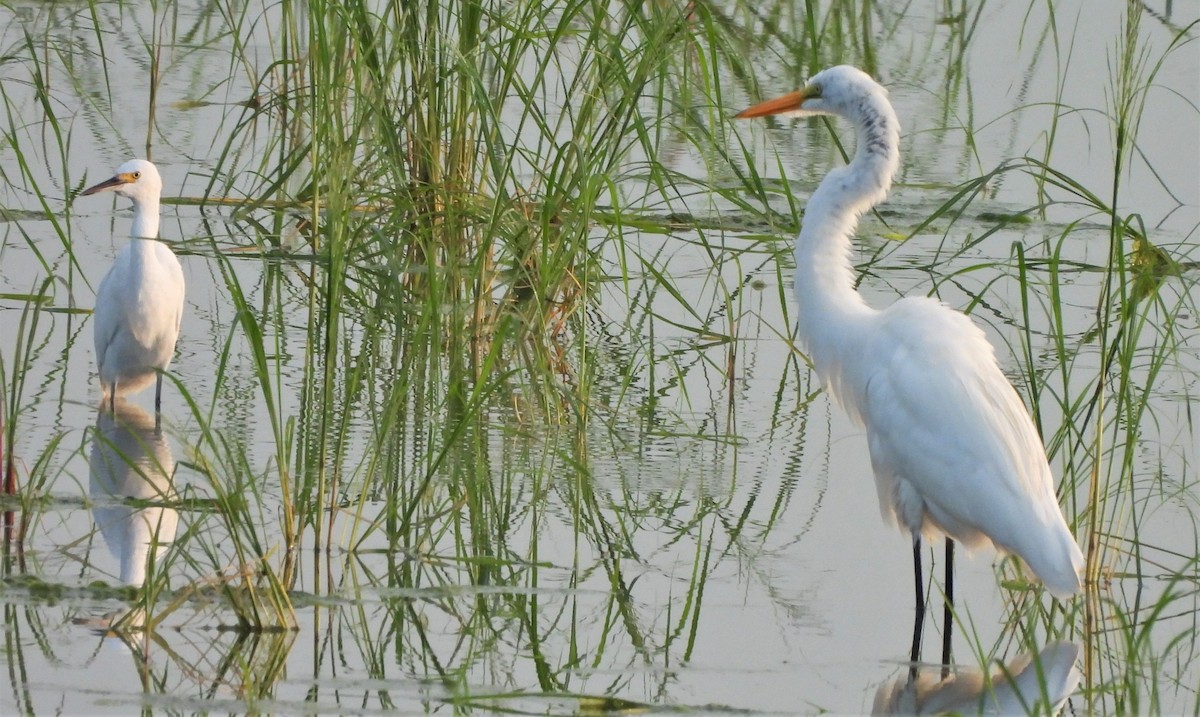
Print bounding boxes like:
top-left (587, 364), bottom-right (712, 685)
top-left (735, 85), bottom-right (819, 119)
top-left (80, 173), bottom-right (137, 196)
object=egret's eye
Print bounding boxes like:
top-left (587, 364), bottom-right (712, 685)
top-left (133, 171), bottom-right (141, 179)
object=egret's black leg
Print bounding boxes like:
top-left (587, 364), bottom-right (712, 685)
top-left (155, 373), bottom-right (163, 414)
top-left (910, 535), bottom-right (925, 667)
top-left (108, 384), bottom-right (116, 413)
top-left (913, 535), bottom-right (926, 616)
top-left (942, 538), bottom-right (955, 670)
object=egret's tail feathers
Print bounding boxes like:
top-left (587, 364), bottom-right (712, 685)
top-left (1037, 561), bottom-right (1084, 599)
top-left (1020, 527), bottom-right (1085, 598)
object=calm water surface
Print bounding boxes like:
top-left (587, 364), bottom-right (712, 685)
top-left (1, 1), bottom-right (1197, 714)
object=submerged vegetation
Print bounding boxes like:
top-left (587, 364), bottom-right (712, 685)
top-left (1, 0), bottom-right (1197, 713)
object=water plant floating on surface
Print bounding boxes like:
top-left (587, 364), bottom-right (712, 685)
top-left (735, 66), bottom-right (1084, 662)
top-left (79, 160), bottom-right (185, 414)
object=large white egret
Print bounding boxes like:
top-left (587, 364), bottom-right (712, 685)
top-left (80, 159), bottom-right (184, 413)
top-left (736, 67), bottom-right (1083, 658)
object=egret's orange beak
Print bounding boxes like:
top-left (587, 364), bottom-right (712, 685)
top-left (735, 86), bottom-right (818, 119)
top-left (80, 173), bottom-right (137, 196)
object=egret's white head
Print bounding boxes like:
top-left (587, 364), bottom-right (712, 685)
top-left (80, 159), bottom-right (162, 205)
top-left (735, 65), bottom-right (900, 200)
top-left (735, 65), bottom-right (888, 120)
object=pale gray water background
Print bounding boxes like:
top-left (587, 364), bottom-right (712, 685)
top-left (1, 1), bottom-right (1197, 714)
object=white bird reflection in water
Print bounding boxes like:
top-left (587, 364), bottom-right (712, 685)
top-left (873, 641), bottom-right (1082, 716)
top-left (89, 400), bottom-right (178, 589)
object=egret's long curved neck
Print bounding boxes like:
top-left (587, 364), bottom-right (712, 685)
top-left (793, 91), bottom-right (900, 380)
top-left (129, 196), bottom-right (161, 239)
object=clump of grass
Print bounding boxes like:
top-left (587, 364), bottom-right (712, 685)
top-left (180, 0), bottom-right (735, 570)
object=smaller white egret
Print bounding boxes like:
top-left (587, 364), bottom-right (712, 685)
top-left (80, 159), bottom-right (185, 413)
top-left (735, 66), bottom-right (1083, 662)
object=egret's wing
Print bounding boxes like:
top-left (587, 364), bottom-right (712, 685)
top-left (93, 245), bottom-right (133, 372)
top-left (151, 242), bottom-right (185, 335)
top-left (859, 297), bottom-right (1059, 551)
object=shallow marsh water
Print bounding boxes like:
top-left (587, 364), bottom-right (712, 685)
top-left (1, 0), bottom-right (1198, 714)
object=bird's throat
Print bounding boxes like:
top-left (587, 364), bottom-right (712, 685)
top-left (129, 199), bottom-right (161, 239)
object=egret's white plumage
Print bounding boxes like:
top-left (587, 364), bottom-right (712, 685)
top-left (80, 159), bottom-right (184, 411)
top-left (737, 66), bottom-right (1083, 598)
